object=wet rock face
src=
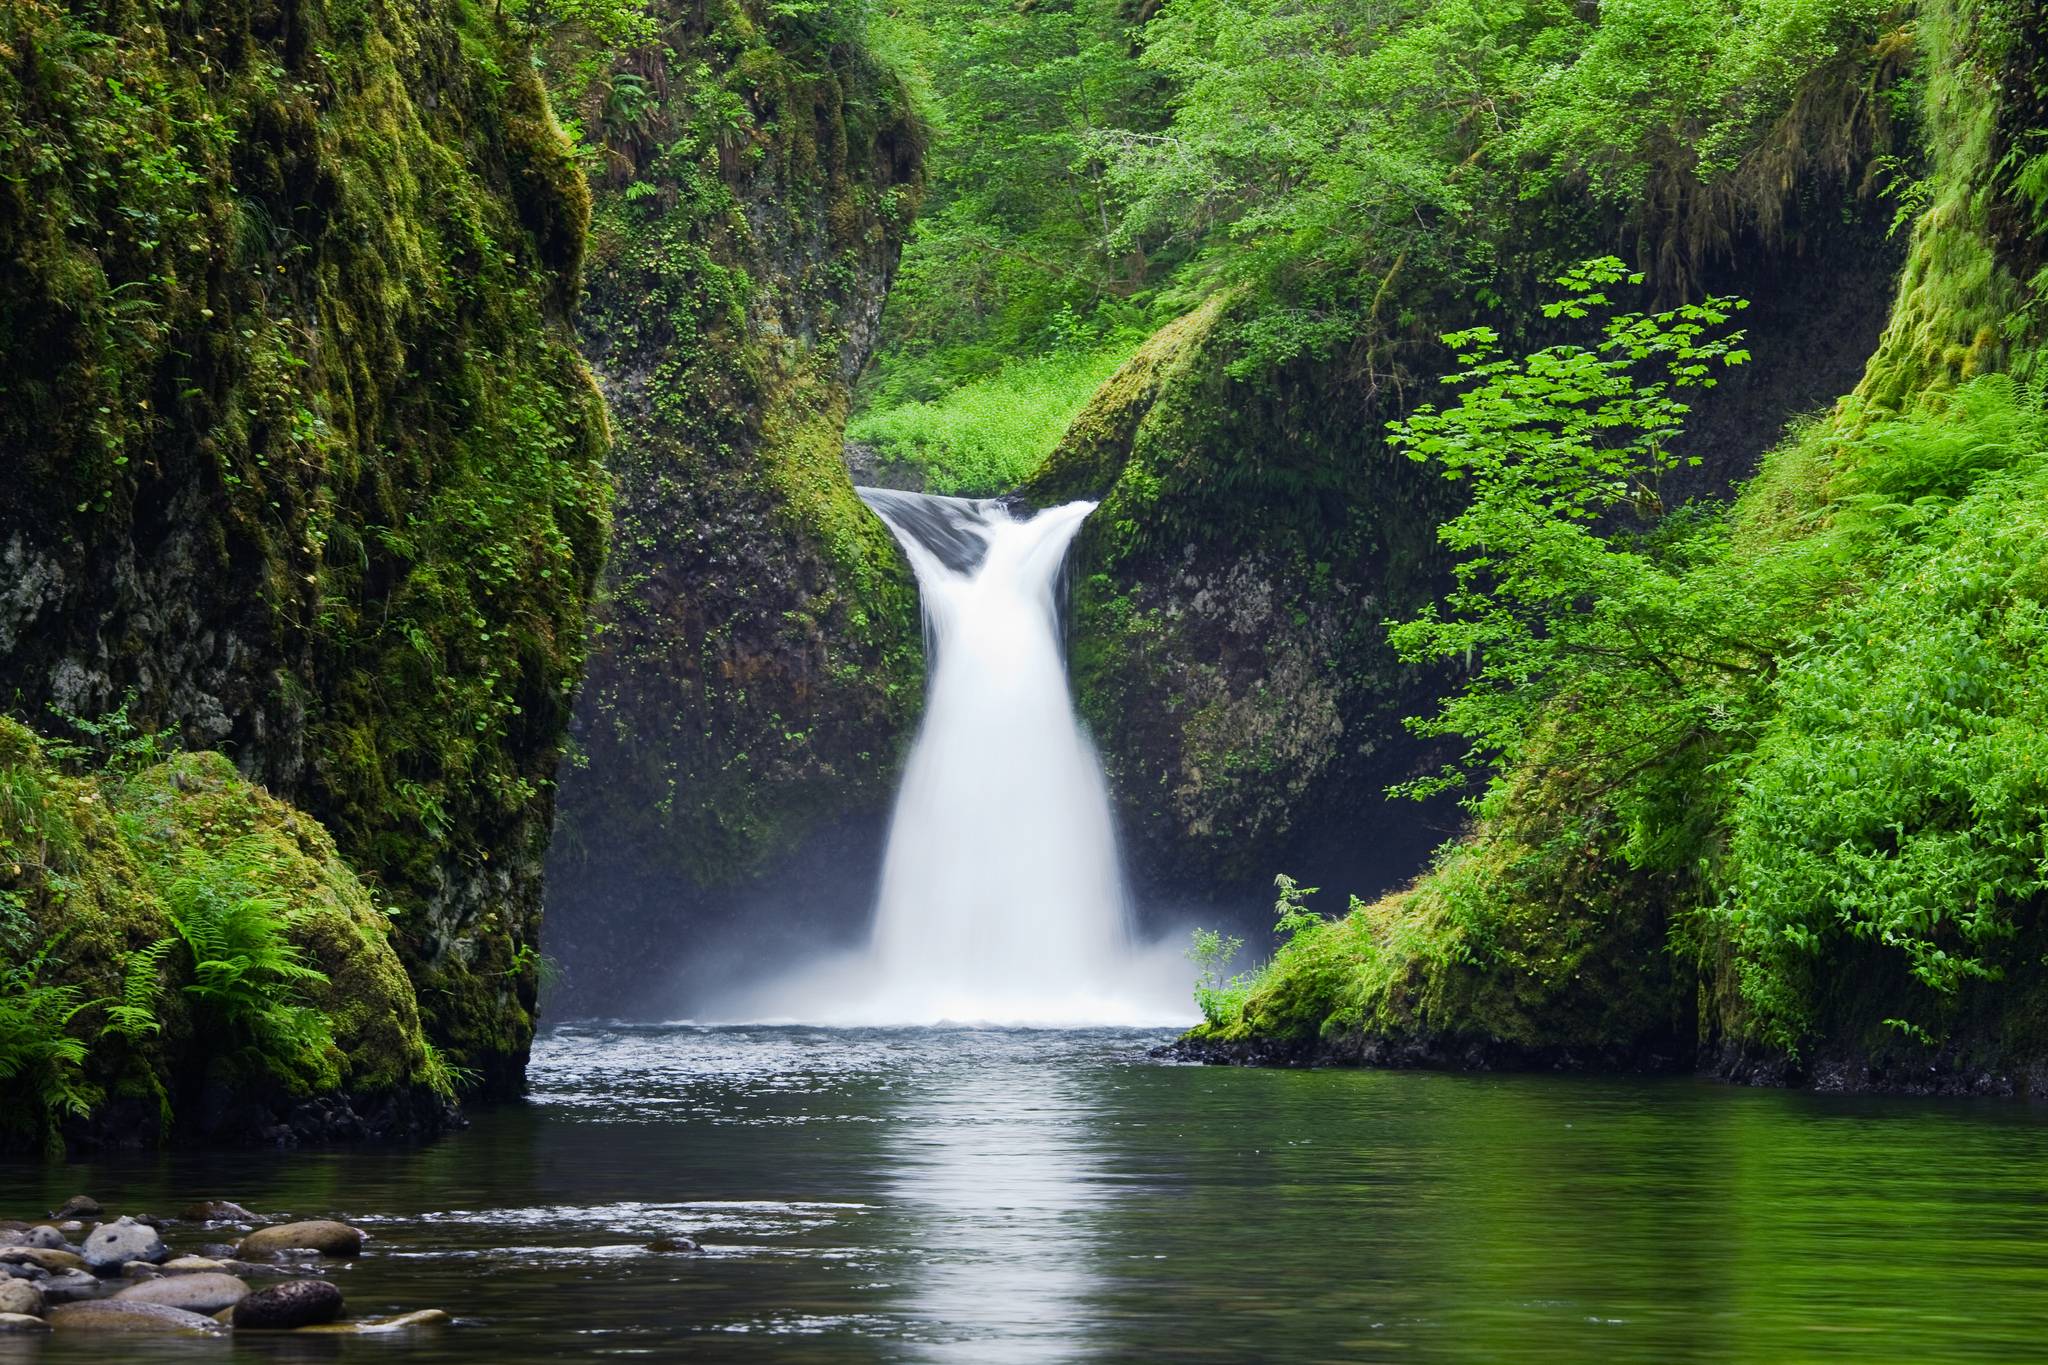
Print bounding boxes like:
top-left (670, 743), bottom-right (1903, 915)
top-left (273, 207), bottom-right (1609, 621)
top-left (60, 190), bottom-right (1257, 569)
top-left (0, 0), bottom-right (607, 1092)
top-left (232, 1279), bottom-right (344, 1330)
top-left (542, 0), bottom-right (928, 1014)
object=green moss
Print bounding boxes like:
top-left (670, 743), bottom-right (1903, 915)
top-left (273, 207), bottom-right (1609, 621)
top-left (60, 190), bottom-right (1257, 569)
top-left (0, 717), bottom-right (439, 1150)
top-left (0, 0), bottom-right (608, 1086)
top-left (549, 0), bottom-right (926, 933)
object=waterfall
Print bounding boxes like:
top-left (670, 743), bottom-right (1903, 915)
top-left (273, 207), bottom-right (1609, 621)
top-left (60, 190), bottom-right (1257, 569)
top-left (727, 489), bottom-right (1192, 1027)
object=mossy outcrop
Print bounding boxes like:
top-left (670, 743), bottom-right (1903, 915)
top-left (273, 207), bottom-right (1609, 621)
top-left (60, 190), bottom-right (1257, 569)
top-left (542, 1), bottom-right (923, 1013)
top-left (1025, 186), bottom-right (1902, 915)
top-left (1188, 0), bottom-right (2048, 1094)
top-left (0, 0), bottom-right (609, 1090)
top-left (0, 718), bottom-right (445, 1151)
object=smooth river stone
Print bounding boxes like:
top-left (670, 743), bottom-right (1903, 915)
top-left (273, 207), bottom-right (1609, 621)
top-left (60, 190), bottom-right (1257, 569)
top-left (160, 1256), bottom-right (228, 1274)
top-left (47, 1300), bottom-right (225, 1334)
top-left (49, 1196), bottom-right (100, 1220)
top-left (237, 1220), bottom-right (364, 1258)
top-left (22, 1226), bottom-right (70, 1251)
top-left (115, 1272), bottom-right (250, 1315)
top-left (0, 1313), bottom-right (49, 1332)
top-left (82, 1216), bottom-right (167, 1273)
top-left (232, 1279), bottom-right (344, 1329)
top-left (0, 1279), bottom-right (43, 1316)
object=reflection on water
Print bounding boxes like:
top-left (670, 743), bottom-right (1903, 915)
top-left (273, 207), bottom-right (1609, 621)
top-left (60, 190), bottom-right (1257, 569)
top-left (0, 1026), bottom-right (2047, 1362)
top-left (887, 1050), bottom-right (1107, 1361)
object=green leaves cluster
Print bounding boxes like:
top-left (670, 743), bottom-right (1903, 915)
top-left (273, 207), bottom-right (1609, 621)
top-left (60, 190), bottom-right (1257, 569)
top-left (1385, 260), bottom-right (2048, 1054)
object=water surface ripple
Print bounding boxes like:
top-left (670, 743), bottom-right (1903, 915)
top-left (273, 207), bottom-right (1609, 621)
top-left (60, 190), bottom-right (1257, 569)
top-left (3, 1025), bottom-right (2047, 1361)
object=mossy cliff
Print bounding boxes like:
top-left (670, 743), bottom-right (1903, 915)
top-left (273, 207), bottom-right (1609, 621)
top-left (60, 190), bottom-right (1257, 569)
top-left (1184, 0), bottom-right (2048, 1094)
top-left (1, 718), bottom-right (446, 1150)
top-left (542, 0), bottom-right (923, 1011)
top-left (1025, 156), bottom-right (1903, 916)
top-left (0, 0), bottom-right (609, 1091)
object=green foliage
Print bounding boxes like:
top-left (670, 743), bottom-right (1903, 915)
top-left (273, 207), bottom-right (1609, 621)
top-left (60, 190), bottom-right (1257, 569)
top-left (103, 936), bottom-right (171, 1043)
top-left (0, 941), bottom-right (97, 1154)
top-left (1187, 925), bottom-right (1250, 1030)
top-left (1386, 258), bottom-right (1756, 828)
top-left (1722, 379), bottom-right (2048, 1050)
top-left (849, 341), bottom-right (1140, 493)
top-left (155, 838), bottom-right (337, 1093)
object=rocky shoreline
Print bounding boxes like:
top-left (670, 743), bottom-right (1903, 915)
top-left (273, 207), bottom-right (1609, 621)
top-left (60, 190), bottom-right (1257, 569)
top-left (1156, 1033), bottom-right (2048, 1099)
top-left (0, 1196), bottom-right (449, 1337)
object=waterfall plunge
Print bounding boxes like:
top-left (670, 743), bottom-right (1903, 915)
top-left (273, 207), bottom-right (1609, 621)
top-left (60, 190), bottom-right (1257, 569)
top-left (729, 490), bottom-right (1193, 1027)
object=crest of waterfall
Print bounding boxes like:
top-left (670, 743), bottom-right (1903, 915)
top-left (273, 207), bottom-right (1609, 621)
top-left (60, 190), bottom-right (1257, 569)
top-left (726, 489), bottom-right (1193, 1027)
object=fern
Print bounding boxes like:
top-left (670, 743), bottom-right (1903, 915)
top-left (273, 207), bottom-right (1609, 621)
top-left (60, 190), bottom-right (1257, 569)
top-left (0, 938), bottom-right (100, 1154)
top-left (158, 838), bottom-right (335, 1089)
top-left (103, 936), bottom-right (172, 1042)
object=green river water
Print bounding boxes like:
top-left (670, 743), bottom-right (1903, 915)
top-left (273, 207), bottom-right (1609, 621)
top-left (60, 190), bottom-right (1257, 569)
top-left (2, 1025), bottom-right (2046, 1362)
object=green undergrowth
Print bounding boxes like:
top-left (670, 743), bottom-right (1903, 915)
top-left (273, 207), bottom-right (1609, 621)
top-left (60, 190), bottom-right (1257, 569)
top-left (849, 341), bottom-right (1141, 493)
top-left (0, 716), bottom-right (445, 1152)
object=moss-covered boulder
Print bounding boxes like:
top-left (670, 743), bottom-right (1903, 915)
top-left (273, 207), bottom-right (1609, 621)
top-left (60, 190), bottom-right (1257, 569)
top-left (542, 0), bottom-right (924, 1012)
top-left (0, 0), bottom-right (609, 1089)
top-left (0, 718), bottom-right (446, 1152)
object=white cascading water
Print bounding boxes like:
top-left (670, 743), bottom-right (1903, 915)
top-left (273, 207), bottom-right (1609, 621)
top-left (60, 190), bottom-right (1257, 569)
top-left (730, 489), bottom-right (1192, 1027)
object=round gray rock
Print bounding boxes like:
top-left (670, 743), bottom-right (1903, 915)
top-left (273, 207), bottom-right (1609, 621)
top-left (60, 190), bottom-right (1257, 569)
top-left (47, 1300), bottom-right (225, 1334)
top-left (237, 1220), bottom-right (364, 1258)
top-left (82, 1217), bottom-right (167, 1273)
top-left (23, 1226), bottom-right (68, 1251)
top-left (0, 1279), bottom-right (43, 1317)
top-left (49, 1196), bottom-right (100, 1220)
top-left (115, 1272), bottom-right (250, 1315)
top-left (233, 1278), bottom-right (344, 1329)
top-left (0, 1313), bottom-right (49, 1333)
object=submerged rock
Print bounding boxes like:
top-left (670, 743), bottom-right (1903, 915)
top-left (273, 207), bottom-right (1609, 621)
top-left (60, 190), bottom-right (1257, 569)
top-left (233, 1279), bottom-right (344, 1329)
top-left (82, 1217), bottom-right (167, 1273)
top-left (238, 1221), bottom-right (364, 1258)
top-left (47, 1300), bottom-right (224, 1334)
top-left (644, 1237), bottom-right (701, 1253)
top-left (297, 1308), bottom-right (451, 1334)
top-left (36, 1270), bottom-right (104, 1304)
top-left (115, 1273), bottom-right (249, 1315)
top-left (0, 1280), bottom-right (43, 1316)
top-left (0, 1313), bottom-right (49, 1332)
top-left (49, 1197), bottom-right (100, 1220)
top-left (182, 1201), bottom-right (260, 1224)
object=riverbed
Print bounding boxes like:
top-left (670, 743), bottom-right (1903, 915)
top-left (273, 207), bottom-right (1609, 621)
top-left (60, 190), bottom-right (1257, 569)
top-left (3, 1025), bottom-right (2047, 1361)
